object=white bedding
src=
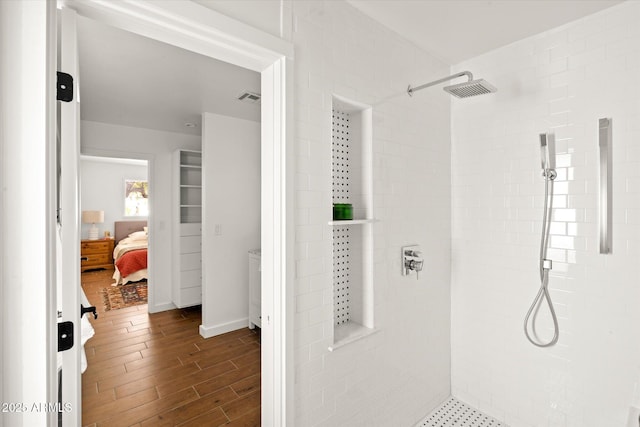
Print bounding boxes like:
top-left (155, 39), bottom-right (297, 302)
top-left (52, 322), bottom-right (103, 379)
top-left (113, 237), bottom-right (147, 259)
top-left (112, 268), bottom-right (148, 286)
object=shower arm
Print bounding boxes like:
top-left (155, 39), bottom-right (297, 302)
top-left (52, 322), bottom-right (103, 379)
top-left (407, 71), bottom-right (474, 97)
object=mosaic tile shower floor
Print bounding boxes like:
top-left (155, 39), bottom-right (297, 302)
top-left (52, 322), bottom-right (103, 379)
top-left (416, 397), bottom-right (507, 427)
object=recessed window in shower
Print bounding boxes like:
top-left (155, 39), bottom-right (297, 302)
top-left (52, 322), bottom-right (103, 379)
top-left (329, 95), bottom-right (376, 350)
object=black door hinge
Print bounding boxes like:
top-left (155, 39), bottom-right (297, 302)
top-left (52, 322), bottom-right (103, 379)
top-left (56, 72), bottom-right (73, 102)
top-left (58, 321), bottom-right (74, 352)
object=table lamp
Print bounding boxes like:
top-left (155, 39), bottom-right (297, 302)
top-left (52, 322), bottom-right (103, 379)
top-left (82, 210), bottom-right (104, 240)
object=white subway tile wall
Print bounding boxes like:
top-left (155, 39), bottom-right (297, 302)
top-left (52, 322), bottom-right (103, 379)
top-left (292, 1), bottom-right (452, 425)
top-left (451, 2), bottom-right (640, 426)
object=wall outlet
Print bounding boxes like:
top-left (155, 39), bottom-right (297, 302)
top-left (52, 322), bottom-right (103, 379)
top-left (627, 406), bottom-right (640, 427)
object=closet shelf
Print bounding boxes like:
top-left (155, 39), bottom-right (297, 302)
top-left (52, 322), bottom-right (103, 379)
top-left (179, 164), bottom-right (202, 169)
top-left (180, 185), bottom-right (202, 188)
top-left (180, 204), bottom-right (202, 208)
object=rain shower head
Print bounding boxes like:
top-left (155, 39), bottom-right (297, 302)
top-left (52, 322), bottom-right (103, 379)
top-left (407, 70), bottom-right (497, 98)
top-left (443, 79), bottom-right (497, 98)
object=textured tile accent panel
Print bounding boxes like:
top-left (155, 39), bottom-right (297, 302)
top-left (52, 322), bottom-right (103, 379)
top-left (332, 109), bottom-right (351, 203)
top-left (332, 226), bottom-right (351, 326)
top-left (332, 109), bottom-right (352, 326)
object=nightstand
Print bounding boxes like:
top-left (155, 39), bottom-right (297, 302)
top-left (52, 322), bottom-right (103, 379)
top-left (80, 239), bottom-right (115, 272)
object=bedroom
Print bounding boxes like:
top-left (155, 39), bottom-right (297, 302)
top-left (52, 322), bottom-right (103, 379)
top-left (80, 156), bottom-right (149, 286)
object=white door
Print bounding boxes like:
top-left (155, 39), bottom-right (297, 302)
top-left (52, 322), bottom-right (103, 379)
top-left (57, 6), bottom-right (82, 426)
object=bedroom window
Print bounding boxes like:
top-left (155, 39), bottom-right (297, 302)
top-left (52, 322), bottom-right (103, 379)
top-left (125, 179), bottom-right (149, 216)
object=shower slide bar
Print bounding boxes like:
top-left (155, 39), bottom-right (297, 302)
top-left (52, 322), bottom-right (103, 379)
top-left (599, 118), bottom-right (612, 254)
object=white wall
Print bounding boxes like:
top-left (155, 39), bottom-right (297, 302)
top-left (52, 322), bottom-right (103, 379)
top-left (193, 0), bottom-right (284, 39)
top-left (80, 157), bottom-right (147, 239)
top-left (200, 112), bottom-right (260, 336)
top-left (81, 120), bottom-right (200, 312)
top-left (451, 2), bottom-right (640, 426)
top-left (290, 2), bottom-right (452, 425)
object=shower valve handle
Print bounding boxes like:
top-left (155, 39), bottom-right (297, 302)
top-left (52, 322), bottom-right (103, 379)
top-left (405, 249), bottom-right (422, 257)
top-left (404, 259), bottom-right (424, 279)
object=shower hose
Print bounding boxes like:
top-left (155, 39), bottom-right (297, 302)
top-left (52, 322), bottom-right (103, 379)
top-left (524, 169), bottom-right (559, 347)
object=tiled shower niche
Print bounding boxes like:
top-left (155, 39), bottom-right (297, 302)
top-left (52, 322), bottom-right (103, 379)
top-left (329, 95), bottom-right (376, 351)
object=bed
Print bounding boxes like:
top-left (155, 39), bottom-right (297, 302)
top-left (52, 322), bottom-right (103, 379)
top-left (112, 220), bottom-right (148, 285)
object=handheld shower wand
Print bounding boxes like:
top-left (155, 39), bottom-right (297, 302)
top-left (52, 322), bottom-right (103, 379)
top-left (524, 132), bottom-right (559, 347)
top-left (539, 132), bottom-right (556, 175)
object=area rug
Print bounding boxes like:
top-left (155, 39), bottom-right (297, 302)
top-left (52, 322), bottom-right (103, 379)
top-left (102, 281), bottom-right (147, 311)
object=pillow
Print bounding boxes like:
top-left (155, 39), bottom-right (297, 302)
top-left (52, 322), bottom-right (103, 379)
top-left (128, 231), bottom-right (147, 241)
top-left (143, 226), bottom-right (148, 233)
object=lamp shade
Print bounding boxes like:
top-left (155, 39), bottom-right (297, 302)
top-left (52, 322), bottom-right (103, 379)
top-left (82, 210), bottom-right (104, 224)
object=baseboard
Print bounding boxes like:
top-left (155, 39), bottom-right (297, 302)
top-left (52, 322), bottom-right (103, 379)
top-left (148, 301), bottom-right (176, 313)
top-left (199, 318), bottom-right (249, 338)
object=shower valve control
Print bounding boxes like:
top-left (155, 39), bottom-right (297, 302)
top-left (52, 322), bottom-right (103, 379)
top-left (402, 245), bottom-right (424, 279)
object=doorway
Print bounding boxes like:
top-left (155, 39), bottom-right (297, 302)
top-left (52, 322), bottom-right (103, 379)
top-left (70, 6), bottom-right (280, 427)
top-left (76, 13), bottom-right (260, 314)
top-left (55, 2), bottom-right (292, 425)
top-left (79, 154), bottom-right (149, 294)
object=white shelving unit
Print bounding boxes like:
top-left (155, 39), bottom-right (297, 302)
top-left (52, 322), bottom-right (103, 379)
top-left (330, 95), bottom-right (376, 350)
top-left (177, 151), bottom-right (202, 223)
top-left (173, 150), bottom-right (202, 308)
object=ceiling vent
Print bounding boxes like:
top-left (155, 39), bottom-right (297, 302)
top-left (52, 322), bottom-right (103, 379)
top-left (237, 91), bottom-right (261, 104)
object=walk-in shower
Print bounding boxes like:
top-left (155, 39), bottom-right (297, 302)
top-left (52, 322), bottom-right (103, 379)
top-left (523, 132), bottom-right (560, 347)
top-left (407, 70), bottom-right (497, 98)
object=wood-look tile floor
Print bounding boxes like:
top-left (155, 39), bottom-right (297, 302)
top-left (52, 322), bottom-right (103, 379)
top-left (81, 270), bottom-right (261, 427)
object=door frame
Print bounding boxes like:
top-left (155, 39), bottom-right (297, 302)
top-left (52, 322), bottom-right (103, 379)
top-left (58, 1), bottom-right (294, 425)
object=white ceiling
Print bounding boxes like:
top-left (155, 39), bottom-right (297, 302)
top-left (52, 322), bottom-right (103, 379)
top-left (77, 16), bottom-right (260, 136)
top-left (347, 0), bottom-right (625, 65)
